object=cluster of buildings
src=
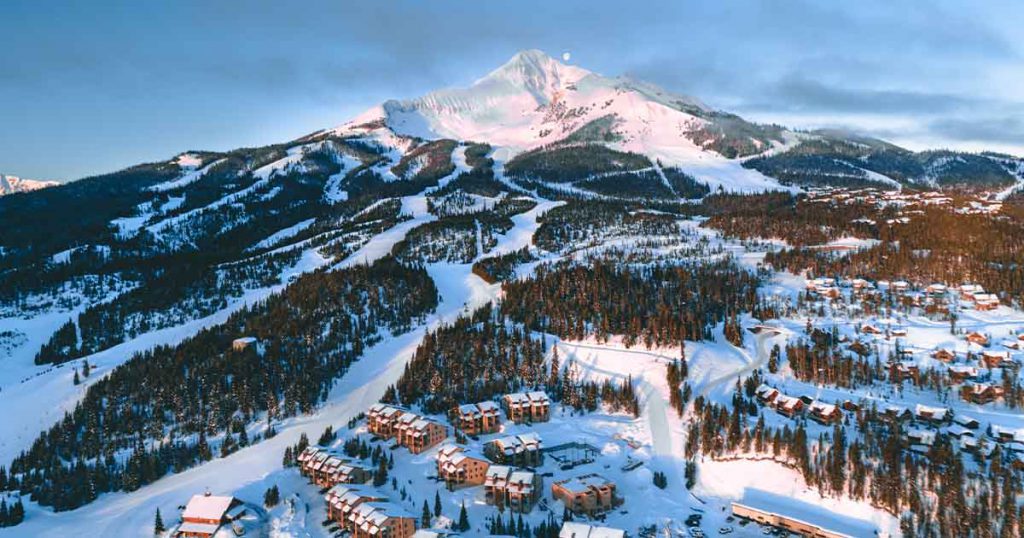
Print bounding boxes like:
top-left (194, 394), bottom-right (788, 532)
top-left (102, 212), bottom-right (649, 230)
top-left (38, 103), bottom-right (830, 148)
top-left (804, 186), bottom-right (1003, 217)
top-left (755, 384), bottom-right (845, 425)
top-left (300, 390), bottom-right (625, 538)
top-left (806, 275), bottom-right (1002, 315)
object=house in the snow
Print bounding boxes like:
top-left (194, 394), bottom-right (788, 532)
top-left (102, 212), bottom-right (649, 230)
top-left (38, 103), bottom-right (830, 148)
top-left (907, 427), bottom-right (936, 451)
top-left (914, 404), bottom-right (950, 425)
top-left (808, 401), bottom-right (842, 425)
top-left (176, 493), bottom-right (245, 538)
top-left (974, 294), bottom-right (1000, 311)
top-left (948, 365), bottom-right (979, 383)
top-left (961, 383), bottom-right (1004, 404)
top-left (954, 415), bottom-right (980, 429)
top-left (893, 363), bottom-right (920, 383)
top-left (755, 384), bottom-right (779, 404)
top-left (925, 283), bottom-right (947, 295)
top-left (451, 401), bottom-right (502, 435)
top-left (774, 395), bottom-right (804, 418)
top-left (931, 348), bottom-right (956, 362)
top-left (502, 392), bottom-right (550, 424)
top-left (559, 522), bottom-right (626, 538)
top-left (966, 332), bottom-right (990, 347)
top-left (981, 350), bottom-right (1012, 369)
top-left (883, 405), bottom-right (913, 423)
top-left (483, 465), bottom-right (542, 513)
top-left (860, 324), bottom-right (883, 336)
top-left (436, 445), bottom-right (490, 489)
top-left (483, 432), bottom-right (543, 467)
top-left (551, 474), bottom-right (619, 516)
top-left (959, 284), bottom-right (985, 300)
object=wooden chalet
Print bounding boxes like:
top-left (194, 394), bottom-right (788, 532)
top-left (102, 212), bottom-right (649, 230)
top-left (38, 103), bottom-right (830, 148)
top-left (808, 401), bottom-right (842, 425)
top-left (931, 348), bottom-right (956, 362)
top-left (962, 383), bottom-right (1004, 404)
top-left (914, 404), bottom-right (950, 425)
top-left (774, 395), bottom-right (804, 418)
top-left (966, 332), bottom-right (990, 347)
top-left (177, 493), bottom-right (245, 538)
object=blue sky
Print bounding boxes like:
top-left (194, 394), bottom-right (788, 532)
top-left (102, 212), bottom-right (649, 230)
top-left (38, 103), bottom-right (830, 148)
top-left (2, 0), bottom-right (1022, 181)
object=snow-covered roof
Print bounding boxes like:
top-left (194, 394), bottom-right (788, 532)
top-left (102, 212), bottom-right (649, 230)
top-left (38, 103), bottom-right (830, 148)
top-left (914, 404), bottom-right (948, 421)
top-left (559, 522), bottom-right (625, 538)
top-left (554, 474), bottom-right (614, 495)
top-left (735, 488), bottom-right (876, 538)
top-left (182, 494), bottom-right (234, 522)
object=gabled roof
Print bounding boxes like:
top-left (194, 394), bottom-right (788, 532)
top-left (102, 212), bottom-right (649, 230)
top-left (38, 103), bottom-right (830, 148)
top-left (182, 494), bottom-right (234, 521)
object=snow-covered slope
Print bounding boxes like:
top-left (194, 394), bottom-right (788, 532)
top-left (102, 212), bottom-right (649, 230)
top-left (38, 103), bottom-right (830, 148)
top-left (0, 174), bottom-right (59, 196)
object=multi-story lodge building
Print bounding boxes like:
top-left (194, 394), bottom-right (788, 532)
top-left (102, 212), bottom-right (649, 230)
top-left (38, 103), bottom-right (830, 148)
top-left (451, 401), bottom-right (502, 435)
top-left (436, 445), bottom-right (490, 488)
top-left (483, 432), bottom-right (543, 467)
top-left (325, 485), bottom-right (417, 538)
top-left (483, 465), bottom-right (542, 513)
top-left (367, 404), bottom-right (448, 454)
top-left (502, 392), bottom-right (550, 424)
top-left (551, 474), bottom-right (619, 516)
top-left (298, 446), bottom-right (371, 487)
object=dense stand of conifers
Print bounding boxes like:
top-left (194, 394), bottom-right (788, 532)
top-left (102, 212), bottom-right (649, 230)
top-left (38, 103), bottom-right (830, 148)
top-left (5, 258), bottom-right (437, 511)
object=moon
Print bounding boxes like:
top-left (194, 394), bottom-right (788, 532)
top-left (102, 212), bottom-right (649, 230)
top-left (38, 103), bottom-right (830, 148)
top-left (562, 51), bottom-right (571, 62)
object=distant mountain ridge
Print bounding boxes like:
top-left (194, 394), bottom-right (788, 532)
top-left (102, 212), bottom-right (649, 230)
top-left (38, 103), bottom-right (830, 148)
top-left (0, 174), bottom-right (59, 196)
top-left (1, 49), bottom-right (1022, 267)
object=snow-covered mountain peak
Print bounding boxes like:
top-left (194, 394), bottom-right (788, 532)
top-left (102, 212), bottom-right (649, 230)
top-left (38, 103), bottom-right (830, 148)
top-left (473, 49), bottom-right (592, 104)
top-left (0, 174), bottom-right (59, 196)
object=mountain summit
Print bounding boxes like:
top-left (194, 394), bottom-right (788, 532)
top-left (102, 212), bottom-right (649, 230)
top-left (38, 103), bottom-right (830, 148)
top-left (0, 174), bottom-right (59, 196)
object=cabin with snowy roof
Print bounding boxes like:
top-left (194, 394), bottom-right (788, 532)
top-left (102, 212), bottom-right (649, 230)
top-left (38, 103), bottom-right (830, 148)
top-left (808, 401), bottom-right (842, 425)
top-left (176, 493), bottom-right (244, 538)
top-left (914, 404), bottom-right (950, 425)
top-left (962, 383), bottom-right (1004, 404)
top-left (774, 395), bottom-right (804, 418)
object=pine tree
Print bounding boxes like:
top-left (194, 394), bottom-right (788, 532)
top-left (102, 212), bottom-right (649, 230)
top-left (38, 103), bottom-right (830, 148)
top-left (457, 501), bottom-right (470, 531)
top-left (154, 508), bottom-right (165, 534)
top-left (434, 490), bottom-right (442, 517)
top-left (422, 500), bottom-right (432, 527)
